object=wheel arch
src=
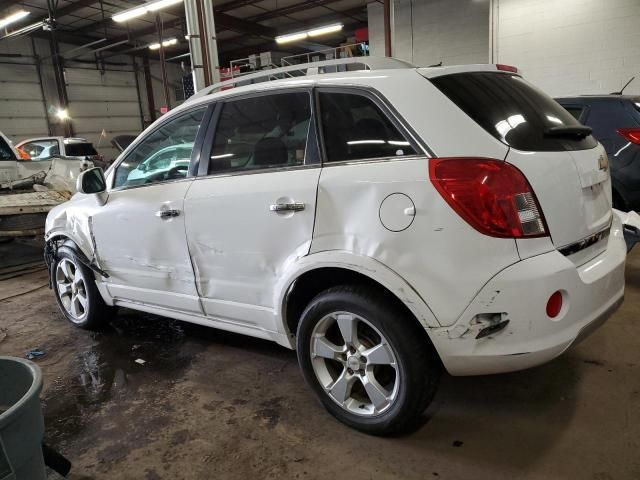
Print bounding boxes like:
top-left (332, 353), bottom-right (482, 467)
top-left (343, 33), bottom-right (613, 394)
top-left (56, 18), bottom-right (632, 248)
top-left (276, 252), bottom-right (440, 347)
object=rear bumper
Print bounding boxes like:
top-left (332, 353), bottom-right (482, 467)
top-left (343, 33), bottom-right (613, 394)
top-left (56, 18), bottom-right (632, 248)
top-left (429, 215), bottom-right (627, 376)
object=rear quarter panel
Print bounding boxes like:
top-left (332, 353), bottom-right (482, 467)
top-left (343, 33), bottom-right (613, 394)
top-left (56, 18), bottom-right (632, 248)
top-left (310, 158), bottom-right (521, 327)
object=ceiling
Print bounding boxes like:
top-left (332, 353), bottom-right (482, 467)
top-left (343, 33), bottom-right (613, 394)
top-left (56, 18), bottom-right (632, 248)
top-left (0, 0), bottom-right (370, 64)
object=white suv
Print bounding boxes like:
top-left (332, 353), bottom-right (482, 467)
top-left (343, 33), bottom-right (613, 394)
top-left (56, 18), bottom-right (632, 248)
top-left (44, 59), bottom-right (626, 435)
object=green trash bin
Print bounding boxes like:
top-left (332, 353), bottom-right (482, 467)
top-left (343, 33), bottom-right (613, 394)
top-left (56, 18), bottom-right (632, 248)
top-left (0, 356), bottom-right (46, 480)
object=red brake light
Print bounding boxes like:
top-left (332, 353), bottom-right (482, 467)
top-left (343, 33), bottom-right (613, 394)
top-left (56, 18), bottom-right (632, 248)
top-left (429, 158), bottom-right (548, 238)
top-left (617, 128), bottom-right (640, 145)
top-left (496, 64), bottom-right (518, 73)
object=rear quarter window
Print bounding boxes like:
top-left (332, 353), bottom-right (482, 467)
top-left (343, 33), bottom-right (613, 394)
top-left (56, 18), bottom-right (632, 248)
top-left (431, 72), bottom-right (597, 152)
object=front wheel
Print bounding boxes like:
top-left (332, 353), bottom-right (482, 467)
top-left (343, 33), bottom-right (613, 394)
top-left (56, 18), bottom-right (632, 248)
top-left (52, 245), bottom-right (112, 329)
top-left (296, 286), bottom-right (441, 435)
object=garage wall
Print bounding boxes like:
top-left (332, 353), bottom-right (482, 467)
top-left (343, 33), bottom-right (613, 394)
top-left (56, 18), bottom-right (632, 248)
top-left (368, 0), bottom-right (640, 97)
top-left (494, 0), bottom-right (640, 96)
top-left (65, 65), bottom-right (143, 162)
top-left (0, 34), bottom-right (187, 162)
top-left (0, 37), bottom-right (49, 143)
top-left (367, 0), bottom-right (490, 66)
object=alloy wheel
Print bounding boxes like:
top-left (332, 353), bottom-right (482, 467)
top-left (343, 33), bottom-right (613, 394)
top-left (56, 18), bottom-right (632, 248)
top-left (310, 311), bottom-right (400, 416)
top-left (56, 258), bottom-right (89, 323)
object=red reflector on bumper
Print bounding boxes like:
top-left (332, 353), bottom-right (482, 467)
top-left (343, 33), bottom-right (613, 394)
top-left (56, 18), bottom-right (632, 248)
top-left (546, 291), bottom-right (563, 318)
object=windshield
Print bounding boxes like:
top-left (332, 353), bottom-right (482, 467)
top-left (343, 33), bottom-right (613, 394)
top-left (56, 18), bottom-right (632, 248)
top-left (431, 72), bottom-right (598, 152)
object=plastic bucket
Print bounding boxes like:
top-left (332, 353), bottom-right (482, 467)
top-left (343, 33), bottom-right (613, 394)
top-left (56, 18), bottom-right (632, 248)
top-left (0, 356), bottom-right (46, 480)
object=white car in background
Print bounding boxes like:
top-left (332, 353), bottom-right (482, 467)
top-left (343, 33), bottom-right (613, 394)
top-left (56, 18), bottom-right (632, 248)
top-left (0, 131), bottom-right (88, 237)
top-left (16, 136), bottom-right (106, 168)
top-left (44, 59), bottom-right (627, 435)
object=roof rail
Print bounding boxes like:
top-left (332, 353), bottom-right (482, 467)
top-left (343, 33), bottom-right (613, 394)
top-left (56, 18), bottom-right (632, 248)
top-left (188, 56), bottom-right (414, 102)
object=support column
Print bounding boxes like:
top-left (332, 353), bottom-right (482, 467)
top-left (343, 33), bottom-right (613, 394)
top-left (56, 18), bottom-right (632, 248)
top-left (143, 54), bottom-right (156, 122)
top-left (201, 0), bottom-right (220, 84)
top-left (156, 14), bottom-right (172, 111)
top-left (383, 0), bottom-right (392, 57)
top-left (49, 31), bottom-right (74, 137)
top-left (183, 0), bottom-right (220, 89)
top-left (184, 0), bottom-right (207, 90)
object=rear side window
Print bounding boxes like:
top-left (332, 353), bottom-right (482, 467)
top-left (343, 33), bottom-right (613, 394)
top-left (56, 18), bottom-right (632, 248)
top-left (318, 91), bottom-right (417, 162)
top-left (0, 137), bottom-right (16, 161)
top-left (208, 92), bottom-right (311, 174)
top-left (431, 72), bottom-right (597, 151)
top-left (66, 142), bottom-right (98, 157)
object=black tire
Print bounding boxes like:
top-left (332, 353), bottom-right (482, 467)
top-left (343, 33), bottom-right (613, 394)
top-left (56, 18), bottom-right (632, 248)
top-left (52, 243), bottom-right (113, 329)
top-left (296, 285), bottom-right (441, 436)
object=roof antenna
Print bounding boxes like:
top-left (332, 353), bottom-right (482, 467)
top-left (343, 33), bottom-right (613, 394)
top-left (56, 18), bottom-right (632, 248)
top-left (611, 76), bottom-right (635, 95)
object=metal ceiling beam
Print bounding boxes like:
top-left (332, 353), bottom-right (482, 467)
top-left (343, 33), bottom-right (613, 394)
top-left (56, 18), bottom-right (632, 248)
top-left (54, 0), bottom-right (101, 19)
top-left (248, 0), bottom-right (346, 22)
top-left (216, 0), bottom-right (266, 13)
top-left (0, 1), bottom-right (27, 12)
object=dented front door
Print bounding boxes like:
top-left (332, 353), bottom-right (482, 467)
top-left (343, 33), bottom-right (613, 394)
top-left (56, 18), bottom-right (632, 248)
top-left (91, 180), bottom-right (202, 313)
top-left (184, 168), bottom-right (320, 331)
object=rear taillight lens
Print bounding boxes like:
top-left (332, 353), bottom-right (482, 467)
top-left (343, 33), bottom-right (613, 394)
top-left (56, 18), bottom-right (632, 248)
top-left (429, 158), bottom-right (548, 238)
top-left (617, 128), bottom-right (640, 145)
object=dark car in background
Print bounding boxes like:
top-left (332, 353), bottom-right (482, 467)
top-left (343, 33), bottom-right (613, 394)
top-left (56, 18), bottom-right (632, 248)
top-left (556, 94), bottom-right (640, 211)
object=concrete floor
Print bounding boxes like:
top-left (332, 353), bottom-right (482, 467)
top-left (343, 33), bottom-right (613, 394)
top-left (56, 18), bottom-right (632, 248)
top-left (0, 248), bottom-right (639, 479)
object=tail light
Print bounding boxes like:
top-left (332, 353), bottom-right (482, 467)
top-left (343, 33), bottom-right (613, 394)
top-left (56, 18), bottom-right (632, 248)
top-left (617, 128), bottom-right (640, 145)
top-left (429, 158), bottom-right (548, 238)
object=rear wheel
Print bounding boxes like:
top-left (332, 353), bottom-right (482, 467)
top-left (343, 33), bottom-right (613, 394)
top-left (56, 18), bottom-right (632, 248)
top-left (296, 285), bottom-right (440, 435)
top-left (52, 245), bottom-right (112, 329)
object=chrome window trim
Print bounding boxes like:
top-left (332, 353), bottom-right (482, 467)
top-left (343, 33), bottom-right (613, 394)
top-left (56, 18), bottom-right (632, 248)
top-left (193, 162), bottom-right (320, 182)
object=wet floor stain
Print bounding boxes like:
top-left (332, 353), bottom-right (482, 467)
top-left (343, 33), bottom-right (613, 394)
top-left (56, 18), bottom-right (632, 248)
top-left (41, 310), bottom-right (212, 449)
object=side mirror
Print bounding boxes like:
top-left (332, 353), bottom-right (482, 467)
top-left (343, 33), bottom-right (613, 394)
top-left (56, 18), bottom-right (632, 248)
top-left (77, 167), bottom-right (106, 194)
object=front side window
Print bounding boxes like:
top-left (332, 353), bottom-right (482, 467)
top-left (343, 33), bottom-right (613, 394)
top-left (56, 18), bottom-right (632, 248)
top-left (208, 92), bottom-right (311, 174)
top-left (114, 108), bottom-right (206, 188)
top-left (21, 139), bottom-right (59, 160)
top-left (318, 91), bottom-right (417, 162)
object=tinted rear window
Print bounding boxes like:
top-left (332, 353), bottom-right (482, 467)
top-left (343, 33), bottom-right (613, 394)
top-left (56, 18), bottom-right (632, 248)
top-left (431, 72), bottom-right (597, 151)
top-left (66, 142), bottom-right (98, 156)
top-left (0, 136), bottom-right (16, 161)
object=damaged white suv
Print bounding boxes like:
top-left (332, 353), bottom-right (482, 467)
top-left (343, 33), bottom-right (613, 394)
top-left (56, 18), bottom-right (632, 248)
top-left (45, 59), bottom-right (627, 435)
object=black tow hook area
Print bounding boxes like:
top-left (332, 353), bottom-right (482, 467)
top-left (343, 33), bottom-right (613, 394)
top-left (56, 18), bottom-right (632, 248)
top-left (476, 319), bottom-right (510, 339)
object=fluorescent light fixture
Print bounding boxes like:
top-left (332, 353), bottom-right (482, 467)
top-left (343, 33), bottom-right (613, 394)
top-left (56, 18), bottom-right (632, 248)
top-left (307, 23), bottom-right (343, 37)
top-left (149, 38), bottom-right (177, 50)
top-left (113, 0), bottom-right (183, 23)
top-left (276, 23), bottom-right (344, 44)
top-left (56, 108), bottom-right (70, 121)
top-left (276, 31), bottom-right (308, 44)
top-left (0, 10), bottom-right (30, 29)
top-left (146, 0), bottom-right (183, 11)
